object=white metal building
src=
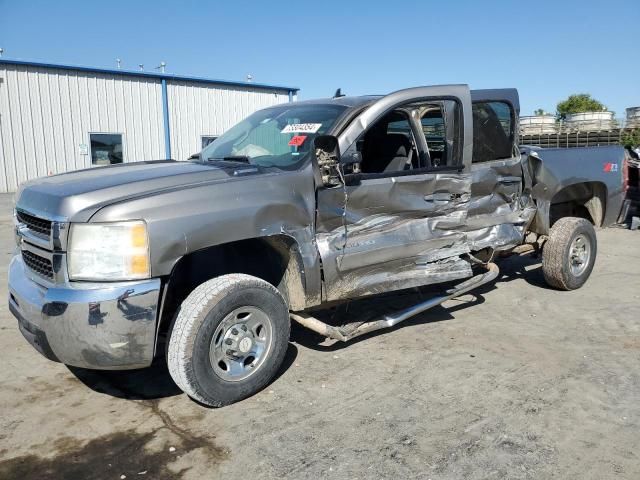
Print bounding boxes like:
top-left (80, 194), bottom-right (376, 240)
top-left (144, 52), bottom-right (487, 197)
top-left (0, 59), bottom-right (298, 193)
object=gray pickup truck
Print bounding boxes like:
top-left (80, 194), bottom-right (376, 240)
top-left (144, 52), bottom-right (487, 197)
top-left (9, 85), bottom-right (625, 406)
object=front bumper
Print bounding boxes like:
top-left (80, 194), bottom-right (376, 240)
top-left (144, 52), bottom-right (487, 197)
top-left (8, 254), bottom-right (161, 370)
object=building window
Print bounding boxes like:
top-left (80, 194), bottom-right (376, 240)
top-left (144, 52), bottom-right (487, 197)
top-left (90, 133), bottom-right (123, 166)
top-left (201, 135), bottom-right (218, 149)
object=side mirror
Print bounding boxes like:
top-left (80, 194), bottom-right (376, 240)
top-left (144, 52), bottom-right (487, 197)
top-left (314, 135), bottom-right (341, 185)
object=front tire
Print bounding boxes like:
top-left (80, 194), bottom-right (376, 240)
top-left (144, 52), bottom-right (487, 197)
top-left (167, 274), bottom-right (290, 407)
top-left (542, 217), bottom-right (597, 290)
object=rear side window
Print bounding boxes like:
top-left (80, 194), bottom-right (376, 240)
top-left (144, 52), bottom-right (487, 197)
top-left (472, 101), bottom-right (514, 163)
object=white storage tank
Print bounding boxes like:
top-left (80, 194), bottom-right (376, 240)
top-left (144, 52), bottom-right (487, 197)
top-left (564, 111), bottom-right (615, 132)
top-left (626, 107), bottom-right (640, 128)
top-left (519, 115), bottom-right (557, 135)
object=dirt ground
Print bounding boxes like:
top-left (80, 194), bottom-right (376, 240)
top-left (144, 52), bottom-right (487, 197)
top-left (0, 195), bottom-right (638, 480)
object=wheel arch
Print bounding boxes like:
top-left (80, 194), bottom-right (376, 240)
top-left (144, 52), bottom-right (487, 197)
top-left (531, 181), bottom-right (607, 234)
top-left (156, 234), bottom-right (308, 348)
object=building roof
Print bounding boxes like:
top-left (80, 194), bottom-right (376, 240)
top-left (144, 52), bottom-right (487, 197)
top-left (0, 58), bottom-right (299, 93)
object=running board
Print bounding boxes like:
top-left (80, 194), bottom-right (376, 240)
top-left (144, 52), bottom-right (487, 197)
top-left (290, 262), bottom-right (499, 342)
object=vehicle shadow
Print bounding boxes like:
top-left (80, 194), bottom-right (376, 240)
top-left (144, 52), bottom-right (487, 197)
top-left (68, 343), bottom-right (299, 401)
top-left (497, 253), bottom-right (548, 288)
top-left (68, 360), bottom-right (183, 400)
top-left (291, 282), bottom-right (494, 352)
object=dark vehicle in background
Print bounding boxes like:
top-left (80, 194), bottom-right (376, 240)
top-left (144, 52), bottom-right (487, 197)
top-left (9, 85), bottom-right (625, 406)
top-left (618, 148), bottom-right (640, 224)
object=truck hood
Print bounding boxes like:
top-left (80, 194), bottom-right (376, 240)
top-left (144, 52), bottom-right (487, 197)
top-left (16, 160), bottom-right (248, 222)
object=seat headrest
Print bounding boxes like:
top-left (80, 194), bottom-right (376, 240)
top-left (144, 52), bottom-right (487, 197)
top-left (381, 133), bottom-right (412, 158)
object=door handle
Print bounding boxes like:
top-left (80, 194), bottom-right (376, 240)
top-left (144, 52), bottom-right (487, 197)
top-left (424, 192), bottom-right (463, 202)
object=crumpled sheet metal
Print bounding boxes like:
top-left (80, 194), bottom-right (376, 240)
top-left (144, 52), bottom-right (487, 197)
top-left (317, 212), bottom-right (473, 300)
top-left (316, 171), bottom-right (474, 301)
top-left (461, 189), bottom-right (537, 251)
top-left (326, 255), bottom-right (472, 305)
top-left (316, 159), bottom-right (535, 302)
top-left (462, 158), bottom-right (536, 251)
top-left (336, 213), bottom-right (470, 272)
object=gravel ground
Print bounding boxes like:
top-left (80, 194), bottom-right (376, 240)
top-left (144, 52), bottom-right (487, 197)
top-left (0, 194), bottom-right (638, 480)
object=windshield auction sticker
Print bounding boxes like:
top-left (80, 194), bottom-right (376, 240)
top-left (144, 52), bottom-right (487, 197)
top-left (281, 123), bottom-right (322, 134)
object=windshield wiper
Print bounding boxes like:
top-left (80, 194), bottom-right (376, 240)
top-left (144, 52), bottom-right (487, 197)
top-left (208, 155), bottom-right (251, 164)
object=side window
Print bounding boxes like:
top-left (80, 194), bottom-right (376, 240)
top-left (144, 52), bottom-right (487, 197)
top-left (359, 110), bottom-right (418, 174)
top-left (351, 99), bottom-right (461, 175)
top-left (472, 101), bottom-right (514, 163)
top-left (90, 133), bottom-right (123, 166)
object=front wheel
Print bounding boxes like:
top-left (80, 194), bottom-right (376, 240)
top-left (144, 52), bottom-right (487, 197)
top-left (167, 274), bottom-right (290, 407)
top-left (542, 217), bottom-right (597, 290)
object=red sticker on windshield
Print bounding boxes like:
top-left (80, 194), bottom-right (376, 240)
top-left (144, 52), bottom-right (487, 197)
top-left (288, 135), bottom-right (307, 147)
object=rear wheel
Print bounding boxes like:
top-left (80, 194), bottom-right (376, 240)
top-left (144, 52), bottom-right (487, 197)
top-left (542, 217), bottom-right (597, 290)
top-left (167, 274), bottom-right (290, 407)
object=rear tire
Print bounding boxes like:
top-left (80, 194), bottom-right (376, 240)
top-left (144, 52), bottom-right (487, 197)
top-left (167, 274), bottom-right (290, 407)
top-left (542, 217), bottom-right (597, 290)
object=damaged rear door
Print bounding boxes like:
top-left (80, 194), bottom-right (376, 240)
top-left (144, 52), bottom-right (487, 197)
top-left (463, 89), bottom-right (535, 251)
top-left (316, 85), bottom-right (474, 301)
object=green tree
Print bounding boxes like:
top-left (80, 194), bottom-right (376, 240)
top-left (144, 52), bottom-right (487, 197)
top-left (556, 94), bottom-right (606, 120)
top-left (622, 129), bottom-right (640, 148)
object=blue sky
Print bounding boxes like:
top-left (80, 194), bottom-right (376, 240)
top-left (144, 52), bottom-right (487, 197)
top-left (1, 0), bottom-right (638, 116)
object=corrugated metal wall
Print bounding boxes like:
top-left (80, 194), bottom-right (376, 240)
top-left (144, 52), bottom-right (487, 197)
top-left (0, 64), bottom-right (165, 192)
top-left (0, 63), bottom-right (293, 192)
top-left (167, 80), bottom-right (290, 161)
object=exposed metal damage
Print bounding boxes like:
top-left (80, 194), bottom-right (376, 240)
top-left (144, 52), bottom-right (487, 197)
top-left (291, 262), bottom-right (499, 342)
top-left (314, 156), bottom-right (537, 302)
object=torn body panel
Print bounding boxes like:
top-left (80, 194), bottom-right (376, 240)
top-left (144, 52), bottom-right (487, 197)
top-left (316, 172), bottom-right (473, 301)
top-left (291, 262), bottom-right (499, 343)
top-left (463, 157), bottom-right (536, 251)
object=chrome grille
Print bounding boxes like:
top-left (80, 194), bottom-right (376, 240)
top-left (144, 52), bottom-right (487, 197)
top-left (22, 250), bottom-right (54, 279)
top-left (16, 210), bottom-right (52, 237)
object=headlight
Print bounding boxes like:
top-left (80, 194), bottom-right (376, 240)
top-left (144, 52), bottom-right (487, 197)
top-left (68, 221), bottom-right (150, 281)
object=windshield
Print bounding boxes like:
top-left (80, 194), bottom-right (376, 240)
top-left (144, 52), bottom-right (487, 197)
top-left (200, 103), bottom-right (347, 169)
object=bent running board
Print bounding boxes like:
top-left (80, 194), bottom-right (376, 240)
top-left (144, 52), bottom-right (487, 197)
top-left (290, 262), bottom-right (499, 342)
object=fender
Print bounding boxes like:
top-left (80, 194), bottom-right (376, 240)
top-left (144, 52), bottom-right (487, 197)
top-left (90, 161), bottom-right (323, 308)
